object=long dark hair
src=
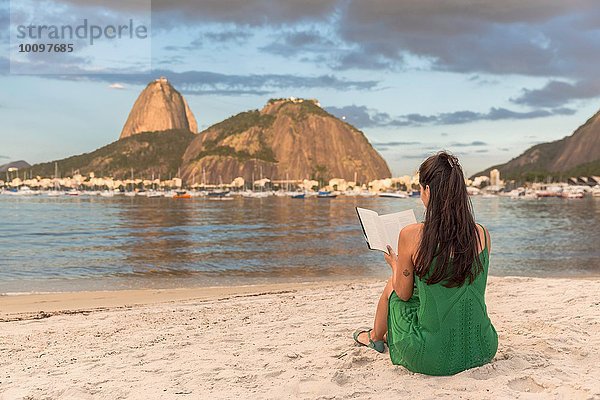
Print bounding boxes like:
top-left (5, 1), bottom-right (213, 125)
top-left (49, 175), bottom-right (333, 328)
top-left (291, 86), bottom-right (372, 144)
top-left (414, 151), bottom-right (483, 287)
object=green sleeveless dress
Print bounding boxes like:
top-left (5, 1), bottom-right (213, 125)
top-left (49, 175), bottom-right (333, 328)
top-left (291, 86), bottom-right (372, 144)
top-left (387, 227), bottom-right (498, 375)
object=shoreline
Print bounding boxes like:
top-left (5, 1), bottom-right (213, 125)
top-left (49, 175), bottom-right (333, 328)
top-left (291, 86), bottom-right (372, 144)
top-left (2, 274), bottom-right (598, 321)
top-left (0, 278), bottom-right (376, 322)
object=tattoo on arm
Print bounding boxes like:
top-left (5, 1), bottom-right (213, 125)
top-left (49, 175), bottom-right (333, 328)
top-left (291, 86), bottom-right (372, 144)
top-left (403, 269), bottom-right (410, 277)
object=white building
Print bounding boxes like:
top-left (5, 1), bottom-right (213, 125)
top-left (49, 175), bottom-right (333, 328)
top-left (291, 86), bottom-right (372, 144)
top-left (490, 169), bottom-right (501, 186)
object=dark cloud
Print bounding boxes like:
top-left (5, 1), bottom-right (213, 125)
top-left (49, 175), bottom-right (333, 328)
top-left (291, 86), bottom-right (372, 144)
top-left (335, 2), bottom-right (600, 106)
top-left (6, 1), bottom-right (600, 107)
top-left (511, 79), bottom-right (600, 107)
top-left (0, 155), bottom-right (9, 159)
top-left (468, 75), bottom-right (500, 85)
top-left (51, 0), bottom-right (336, 26)
top-left (158, 0), bottom-right (599, 107)
top-left (150, 0), bottom-right (338, 28)
top-left (205, 30), bottom-right (253, 43)
top-left (54, 69), bottom-right (379, 95)
top-left (326, 104), bottom-right (576, 128)
top-left (260, 28), bottom-right (399, 70)
top-left (165, 29), bottom-right (253, 52)
top-left (332, 50), bottom-right (397, 70)
top-left (412, 107), bottom-right (575, 125)
top-left (337, 1), bottom-right (600, 74)
top-left (261, 30), bottom-right (336, 56)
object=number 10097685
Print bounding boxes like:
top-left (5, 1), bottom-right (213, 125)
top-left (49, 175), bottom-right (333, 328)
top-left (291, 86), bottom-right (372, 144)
top-left (18, 43), bottom-right (74, 52)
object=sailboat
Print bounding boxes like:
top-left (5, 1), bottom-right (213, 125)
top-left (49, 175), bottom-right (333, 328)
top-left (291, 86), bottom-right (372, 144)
top-left (125, 168), bottom-right (136, 197)
top-left (147, 173), bottom-right (162, 197)
top-left (47, 162), bottom-right (63, 196)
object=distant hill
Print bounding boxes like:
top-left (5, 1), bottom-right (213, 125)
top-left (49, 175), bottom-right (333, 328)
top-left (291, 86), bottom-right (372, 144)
top-left (120, 77), bottom-right (198, 139)
top-left (26, 130), bottom-right (195, 179)
top-left (0, 160), bottom-right (31, 173)
top-left (474, 109), bottom-right (600, 181)
top-left (180, 98), bottom-right (391, 184)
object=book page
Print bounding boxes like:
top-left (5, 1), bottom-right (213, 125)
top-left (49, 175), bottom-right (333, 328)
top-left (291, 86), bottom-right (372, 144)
top-left (356, 207), bottom-right (386, 252)
top-left (378, 210), bottom-right (417, 254)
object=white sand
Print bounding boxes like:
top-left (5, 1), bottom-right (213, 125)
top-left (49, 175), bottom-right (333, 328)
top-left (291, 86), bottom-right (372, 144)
top-left (1, 276), bottom-right (599, 399)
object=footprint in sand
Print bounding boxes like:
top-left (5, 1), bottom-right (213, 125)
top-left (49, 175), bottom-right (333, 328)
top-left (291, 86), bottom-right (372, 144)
top-left (331, 370), bottom-right (349, 385)
top-left (464, 363), bottom-right (498, 380)
top-left (508, 376), bottom-right (545, 393)
top-left (263, 369), bottom-right (285, 378)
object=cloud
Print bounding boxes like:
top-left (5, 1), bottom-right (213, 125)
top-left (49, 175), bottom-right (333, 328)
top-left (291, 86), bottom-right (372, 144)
top-left (371, 141), bottom-right (421, 151)
top-left (512, 79), bottom-right (600, 107)
top-left (336, 1), bottom-right (600, 75)
top-left (6, 1), bottom-right (600, 108)
top-left (326, 104), bottom-right (576, 128)
top-left (260, 29), bottom-right (336, 56)
top-left (204, 29), bottom-right (253, 43)
top-left (325, 105), bottom-right (390, 128)
top-left (373, 141), bottom-right (421, 146)
top-left (400, 152), bottom-right (435, 160)
top-left (149, 0), bottom-right (339, 28)
top-left (55, 69), bottom-right (379, 95)
top-left (77, 0), bottom-right (598, 84)
top-left (334, 2), bottom-right (600, 106)
top-left (164, 28), bottom-right (253, 52)
top-left (0, 155), bottom-right (9, 159)
top-left (468, 75), bottom-right (500, 85)
top-left (451, 141), bottom-right (488, 147)
top-left (109, 83), bottom-right (125, 89)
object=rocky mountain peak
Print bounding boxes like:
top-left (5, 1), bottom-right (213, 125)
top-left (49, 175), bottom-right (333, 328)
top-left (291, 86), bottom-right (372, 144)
top-left (180, 98), bottom-right (391, 184)
top-left (119, 77), bottom-right (198, 139)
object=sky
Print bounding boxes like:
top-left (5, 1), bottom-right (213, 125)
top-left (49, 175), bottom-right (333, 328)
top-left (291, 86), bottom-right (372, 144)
top-left (1, 0), bottom-right (599, 177)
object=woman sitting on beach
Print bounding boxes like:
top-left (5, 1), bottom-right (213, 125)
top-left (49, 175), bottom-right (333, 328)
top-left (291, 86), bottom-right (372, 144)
top-left (354, 151), bottom-right (498, 376)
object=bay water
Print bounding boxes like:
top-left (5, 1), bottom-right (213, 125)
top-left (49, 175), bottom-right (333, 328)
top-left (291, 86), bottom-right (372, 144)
top-left (0, 195), bottom-right (598, 293)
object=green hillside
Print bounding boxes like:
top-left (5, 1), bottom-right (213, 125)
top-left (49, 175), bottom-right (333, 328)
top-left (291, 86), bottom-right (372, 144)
top-left (26, 130), bottom-right (196, 179)
top-left (473, 108), bottom-right (600, 182)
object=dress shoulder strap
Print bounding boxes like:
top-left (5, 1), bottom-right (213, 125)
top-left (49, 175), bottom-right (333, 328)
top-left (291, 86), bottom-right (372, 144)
top-left (477, 223), bottom-right (487, 252)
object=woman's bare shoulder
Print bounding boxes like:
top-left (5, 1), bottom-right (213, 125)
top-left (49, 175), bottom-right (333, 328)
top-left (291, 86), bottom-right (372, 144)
top-left (400, 223), bottom-right (423, 239)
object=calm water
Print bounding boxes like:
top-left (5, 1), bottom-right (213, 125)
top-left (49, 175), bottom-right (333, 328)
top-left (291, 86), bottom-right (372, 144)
top-left (0, 195), bottom-right (599, 293)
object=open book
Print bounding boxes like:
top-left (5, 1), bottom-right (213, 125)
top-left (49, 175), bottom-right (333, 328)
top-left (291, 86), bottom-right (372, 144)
top-left (356, 207), bottom-right (417, 255)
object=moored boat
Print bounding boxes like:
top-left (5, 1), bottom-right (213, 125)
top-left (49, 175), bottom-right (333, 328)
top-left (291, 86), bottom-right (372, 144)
top-left (379, 191), bottom-right (408, 198)
top-left (317, 190), bottom-right (337, 198)
top-left (208, 190), bottom-right (230, 198)
top-left (173, 190), bottom-right (192, 199)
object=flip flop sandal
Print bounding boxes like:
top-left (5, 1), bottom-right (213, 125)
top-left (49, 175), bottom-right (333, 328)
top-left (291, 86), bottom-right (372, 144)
top-left (353, 327), bottom-right (385, 353)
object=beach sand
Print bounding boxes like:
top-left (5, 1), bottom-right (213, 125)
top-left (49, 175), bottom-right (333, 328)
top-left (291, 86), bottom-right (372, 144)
top-left (1, 276), bottom-right (599, 399)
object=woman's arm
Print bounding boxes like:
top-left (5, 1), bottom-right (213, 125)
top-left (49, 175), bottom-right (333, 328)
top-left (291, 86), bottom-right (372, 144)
top-left (385, 224), bottom-right (419, 301)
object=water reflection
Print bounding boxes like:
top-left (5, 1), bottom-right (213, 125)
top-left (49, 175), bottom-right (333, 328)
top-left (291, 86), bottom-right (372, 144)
top-left (0, 195), bottom-right (598, 292)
